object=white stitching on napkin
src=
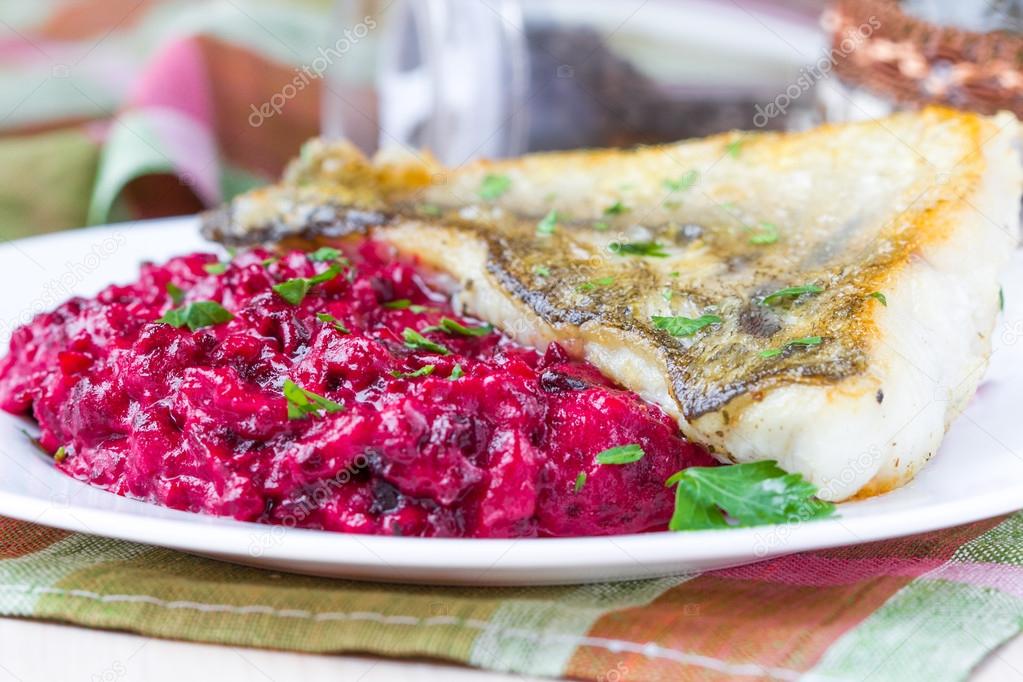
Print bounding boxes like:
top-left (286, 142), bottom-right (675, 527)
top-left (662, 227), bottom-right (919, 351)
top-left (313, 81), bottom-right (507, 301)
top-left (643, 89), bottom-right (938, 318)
top-left (1, 584), bottom-right (803, 680)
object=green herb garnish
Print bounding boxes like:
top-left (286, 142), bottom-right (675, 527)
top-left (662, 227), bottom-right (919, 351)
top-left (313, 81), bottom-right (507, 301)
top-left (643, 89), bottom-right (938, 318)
top-left (402, 328), bottom-right (451, 355)
top-left (203, 262), bottom-right (227, 275)
top-left (426, 317), bottom-right (492, 337)
top-left (390, 364), bottom-right (436, 379)
top-left (534, 265), bottom-right (551, 278)
top-left (315, 312), bottom-right (350, 334)
top-left (651, 314), bottom-right (721, 337)
top-left (663, 169), bottom-right (700, 193)
top-left (577, 276), bottom-right (615, 292)
top-left (420, 203), bottom-right (441, 216)
top-left (609, 241), bottom-right (669, 258)
top-left (869, 291), bottom-right (887, 306)
top-left (595, 444), bottom-right (645, 465)
top-left (54, 446), bottom-right (67, 463)
top-left (272, 264), bottom-right (343, 305)
top-left (262, 257), bottom-right (278, 268)
top-left (999, 287), bottom-right (1005, 311)
top-left (749, 222), bottom-right (779, 245)
top-left (536, 210), bottom-right (558, 236)
top-left (604, 201), bottom-right (628, 215)
top-left (725, 138), bottom-right (743, 158)
top-left (282, 379), bottom-right (344, 420)
top-left (157, 301), bottom-right (233, 331)
top-left (662, 288), bottom-right (673, 302)
top-left (761, 284), bottom-right (823, 306)
top-left (759, 336), bottom-right (823, 358)
top-left (574, 472), bottom-right (587, 493)
top-left (666, 460), bottom-right (835, 530)
top-left (593, 221), bottom-right (610, 231)
top-left (166, 282), bottom-right (185, 305)
top-left (478, 173), bottom-right (511, 201)
top-left (383, 299), bottom-right (431, 313)
top-left (308, 246), bottom-right (343, 262)
top-left (449, 363), bottom-right (464, 380)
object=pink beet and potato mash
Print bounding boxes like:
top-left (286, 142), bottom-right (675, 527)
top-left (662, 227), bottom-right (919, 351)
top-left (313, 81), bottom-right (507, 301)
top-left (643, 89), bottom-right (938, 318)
top-left (0, 241), bottom-right (714, 537)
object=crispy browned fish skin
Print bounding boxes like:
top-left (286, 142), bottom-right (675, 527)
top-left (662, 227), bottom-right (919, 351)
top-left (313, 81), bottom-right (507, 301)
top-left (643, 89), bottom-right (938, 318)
top-left (203, 107), bottom-right (1021, 500)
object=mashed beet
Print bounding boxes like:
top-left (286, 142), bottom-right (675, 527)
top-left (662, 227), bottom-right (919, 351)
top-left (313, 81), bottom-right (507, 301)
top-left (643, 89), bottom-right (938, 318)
top-left (0, 241), bottom-right (715, 537)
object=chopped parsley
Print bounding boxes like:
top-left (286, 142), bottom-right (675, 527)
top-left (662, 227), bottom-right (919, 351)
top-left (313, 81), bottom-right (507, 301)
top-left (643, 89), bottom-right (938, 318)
top-left (577, 276), bottom-right (615, 293)
top-left (262, 257), bottom-right (278, 268)
top-left (749, 222), bottom-right (779, 245)
top-left (604, 201), bottom-right (628, 215)
top-left (424, 317), bottom-right (492, 337)
top-left (166, 282), bottom-right (185, 305)
top-left (651, 314), bottom-right (721, 337)
top-left (596, 444), bottom-right (645, 465)
top-left (383, 298), bottom-right (433, 313)
top-left (449, 363), bottom-right (464, 380)
top-left (315, 312), bottom-right (350, 334)
top-left (593, 221), bottom-right (610, 231)
top-left (869, 291), bottom-right (887, 306)
top-left (761, 284), bottom-right (823, 306)
top-left (390, 364), bottom-right (436, 379)
top-left (282, 379), bottom-right (345, 420)
top-left (420, 203), bottom-right (441, 216)
top-left (534, 265), bottom-right (551, 278)
top-left (663, 169), bottom-right (700, 192)
top-left (609, 241), bottom-right (669, 258)
top-left (574, 472), bottom-right (587, 493)
top-left (272, 264), bottom-right (343, 305)
top-left (402, 328), bottom-right (451, 355)
top-left (662, 288), bottom-right (673, 302)
top-left (1000, 287), bottom-right (1005, 311)
top-left (203, 262), bottom-right (227, 275)
top-left (157, 301), bottom-right (233, 331)
top-left (308, 246), bottom-right (343, 262)
top-left (725, 138), bottom-right (744, 158)
top-left (478, 173), bottom-right (511, 201)
top-left (54, 446), bottom-right (67, 463)
top-left (536, 210), bottom-right (559, 235)
top-left (666, 460), bottom-right (835, 530)
top-left (759, 336), bottom-right (823, 358)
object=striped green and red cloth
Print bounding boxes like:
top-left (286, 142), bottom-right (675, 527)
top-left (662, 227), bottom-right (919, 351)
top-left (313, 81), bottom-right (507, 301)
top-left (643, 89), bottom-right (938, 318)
top-left (4, 1), bottom-right (1023, 680)
top-left (4, 514), bottom-right (1023, 680)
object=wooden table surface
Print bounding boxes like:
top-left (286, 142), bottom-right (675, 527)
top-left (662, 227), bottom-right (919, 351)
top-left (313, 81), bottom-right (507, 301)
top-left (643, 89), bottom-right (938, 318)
top-left (1, 617), bottom-right (1020, 681)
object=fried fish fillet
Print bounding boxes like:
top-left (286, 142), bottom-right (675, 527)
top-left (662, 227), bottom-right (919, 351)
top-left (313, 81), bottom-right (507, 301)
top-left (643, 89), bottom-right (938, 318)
top-left (204, 107), bottom-right (1022, 501)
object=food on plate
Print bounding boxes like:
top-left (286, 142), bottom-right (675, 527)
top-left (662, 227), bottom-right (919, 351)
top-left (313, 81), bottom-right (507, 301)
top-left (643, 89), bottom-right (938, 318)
top-left (206, 106), bottom-right (1022, 501)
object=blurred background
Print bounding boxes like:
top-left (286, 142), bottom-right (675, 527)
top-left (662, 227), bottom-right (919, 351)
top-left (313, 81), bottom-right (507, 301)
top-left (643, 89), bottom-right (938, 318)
top-left (0, 0), bottom-right (1020, 241)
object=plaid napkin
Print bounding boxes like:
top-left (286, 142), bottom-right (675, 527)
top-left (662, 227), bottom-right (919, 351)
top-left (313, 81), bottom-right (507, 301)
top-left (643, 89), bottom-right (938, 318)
top-left (3, 513), bottom-right (1023, 680)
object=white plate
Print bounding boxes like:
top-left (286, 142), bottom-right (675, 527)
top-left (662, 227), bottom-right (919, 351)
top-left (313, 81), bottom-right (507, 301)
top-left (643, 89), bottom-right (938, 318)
top-left (1, 217), bottom-right (1022, 586)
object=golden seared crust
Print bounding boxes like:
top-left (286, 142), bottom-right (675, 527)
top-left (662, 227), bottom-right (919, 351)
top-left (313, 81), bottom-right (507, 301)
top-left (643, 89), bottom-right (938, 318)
top-left (203, 107), bottom-right (1022, 500)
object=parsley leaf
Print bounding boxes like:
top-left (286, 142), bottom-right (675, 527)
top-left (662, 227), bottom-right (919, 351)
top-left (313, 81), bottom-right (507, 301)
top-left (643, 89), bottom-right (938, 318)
top-left (426, 317), bottom-right (492, 337)
top-left (54, 446), bottom-right (67, 463)
top-left (420, 203), bottom-right (441, 216)
top-left (1000, 287), bottom-right (1005, 311)
top-left (534, 265), bottom-right (551, 278)
top-left (593, 221), bottom-right (610, 231)
top-left (308, 246), bottom-right (343, 262)
top-left (869, 291), bottom-right (887, 306)
top-left (577, 276), bottom-right (615, 292)
top-left (390, 364), bottom-right (436, 379)
top-left (761, 284), bottom-right (823, 306)
top-left (609, 241), bottom-right (669, 258)
top-left (383, 299), bottom-right (432, 313)
top-left (272, 264), bottom-right (343, 305)
top-left (574, 472), bottom-right (587, 493)
top-left (536, 210), bottom-right (558, 236)
top-left (749, 222), bottom-right (779, 245)
top-left (478, 174), bottom-right (511, 201)
top-left (604, 201), bottom-right (628, 215)
top-left (166, 282), bottom-right (185, 305)
top-left (203, 262), bottom-right (227, 275)
top-left (651, 314), bottom-right (721, 337)
top-left (157, 301), bottom-right (233, 331)
top-left (667, 460), bottom-right (835, 530)
top-left (595, 444), bottom-right (645, 465)
top-left (402, 328), bottom-right (451, 355)
top-left (663, 169), bottom-right (700, 192)
top-left (725, 138), bottom-right (744, 158)
top-left (759, 336), bottom-right (823, 358)
top-left (315, 312), bottom-right (350, 334)
top-left (282, 379), bottom-right (344, 420)
top-left (449, 363), bottom-right (464, 380)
